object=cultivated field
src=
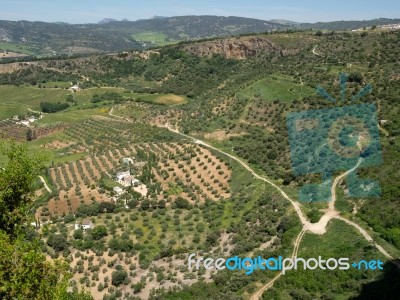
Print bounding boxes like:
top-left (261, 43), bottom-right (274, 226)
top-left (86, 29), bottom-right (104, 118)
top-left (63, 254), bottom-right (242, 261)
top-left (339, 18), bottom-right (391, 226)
top-left (37, 141), bottom-right (231, 221)
top-left (131, 32), bottom-right (175, 47)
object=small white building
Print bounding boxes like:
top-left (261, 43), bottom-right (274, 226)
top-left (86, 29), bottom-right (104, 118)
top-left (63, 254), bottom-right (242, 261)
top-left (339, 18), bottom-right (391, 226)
top-left (115, 171), bottom-right (140, 187)
top-left (116, 171), bottom-right (130, 181)
top-left (75, 219), bottom-right (94, 231)
top-left (69, 84), bottom-right (81, 92)
top-left (122, 157), bottom-right (134, 164)
top-left (113, 186), bottom-right (124, 195)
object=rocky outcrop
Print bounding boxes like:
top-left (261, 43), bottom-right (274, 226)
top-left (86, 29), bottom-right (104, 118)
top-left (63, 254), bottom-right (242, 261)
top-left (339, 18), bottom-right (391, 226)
top-left (179, 36), bottom-right (295, 60)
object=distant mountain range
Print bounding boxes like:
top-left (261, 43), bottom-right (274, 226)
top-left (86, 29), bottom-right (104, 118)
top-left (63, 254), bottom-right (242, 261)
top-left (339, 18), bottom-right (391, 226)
top-left (98, 16), bottom-right (167, 24)
top-left (0, 15), bottom-right (399, 57)
top-left (268, 19), bottom-right (299, 25)
top-left (298, 18), bottom-right (400, 31)
top-left (98, 18), bottom-right (119, 24)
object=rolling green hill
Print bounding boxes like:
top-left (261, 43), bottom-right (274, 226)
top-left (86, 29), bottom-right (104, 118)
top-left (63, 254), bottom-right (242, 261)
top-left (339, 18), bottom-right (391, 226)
top-left (1, 16), bottom-right (399, 57)
top-left (0, 16), bottom-right (288, 57)
top-left (0, 27), bottom-right (399, 300)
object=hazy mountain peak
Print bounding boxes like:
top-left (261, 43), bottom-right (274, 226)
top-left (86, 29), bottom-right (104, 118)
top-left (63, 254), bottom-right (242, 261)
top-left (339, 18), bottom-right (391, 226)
top-left (97, 18), bottom-right (118, 24)
top-left (269, 19), bottom-right (299, 25)
top-left (151, 15), bottom-right (167, 19)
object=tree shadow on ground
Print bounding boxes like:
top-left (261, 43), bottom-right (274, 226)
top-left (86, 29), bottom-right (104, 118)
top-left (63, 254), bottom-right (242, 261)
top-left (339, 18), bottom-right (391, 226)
top-left (352, 261), bottom-right (400, 300)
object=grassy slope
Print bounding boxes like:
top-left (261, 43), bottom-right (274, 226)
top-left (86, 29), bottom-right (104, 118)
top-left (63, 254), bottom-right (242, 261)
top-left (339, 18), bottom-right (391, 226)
top-left (132, 92), bottom-right (187, 105)
top-left (0, 85), bottom-right (68, 119)
top-left (0, 85), bottom-right (186, 120)
top-left (0, 42), bottom-right (36, 55)
top-left (237, 74), bottom-right (314, 103)
top-left (131, 31), bottom-right (177, 47)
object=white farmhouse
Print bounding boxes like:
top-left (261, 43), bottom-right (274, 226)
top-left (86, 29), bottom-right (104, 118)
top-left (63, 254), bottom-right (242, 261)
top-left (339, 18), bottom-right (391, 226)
top-left (69, 84), bottom-right (81, 92)
top-left (116, 171), bottom-right (130, 182)
top-left (20, 120), bottom-right (30, 126)
top-left (74, 219), bottom-right (94, 231)
top-left (115, 171), bottom-right (140, 187)
top-left (122, 157), bottom-right (134, 164)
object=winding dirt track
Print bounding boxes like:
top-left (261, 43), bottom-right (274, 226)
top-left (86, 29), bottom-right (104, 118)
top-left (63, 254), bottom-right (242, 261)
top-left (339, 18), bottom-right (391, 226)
top-left (109, 107), bottom-right (134, 123)
top-left (312, 45), bottom-right (323, 56)
top-left (165, 124), bottom-right (369, 235)
top-left (250, 229), bottom-right (306, 300)
top-left (160, 124), bottom-right (393, 299)
top-left (108, 109), bottom-right (394, 299)
top-left (39, 175), bottom-right (52, 193)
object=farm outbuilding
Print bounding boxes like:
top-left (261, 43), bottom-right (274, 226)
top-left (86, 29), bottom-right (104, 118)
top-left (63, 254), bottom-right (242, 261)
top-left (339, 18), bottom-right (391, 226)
top-left (75, 219), bottom-right (94, 231)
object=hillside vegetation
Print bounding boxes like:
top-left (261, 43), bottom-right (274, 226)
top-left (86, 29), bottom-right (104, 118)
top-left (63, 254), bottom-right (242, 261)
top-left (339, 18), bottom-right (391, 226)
top-left (0, 16), bottom-right (399, 56)
top-left (0, 28), bottom-right (399, 299)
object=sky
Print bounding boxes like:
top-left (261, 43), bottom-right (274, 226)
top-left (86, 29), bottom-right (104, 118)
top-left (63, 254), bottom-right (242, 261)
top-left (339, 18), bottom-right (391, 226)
top-left (0, 0), bottom-right (399, 24)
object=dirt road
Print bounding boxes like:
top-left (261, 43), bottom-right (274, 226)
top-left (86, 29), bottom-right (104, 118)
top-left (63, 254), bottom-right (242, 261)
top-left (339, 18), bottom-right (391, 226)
top-left (249, 229), bottom-right (306, 300)
top-left (109, 106), bottom-right (133, 123)
top-left (104, 114), bottom-right (393, 299)
top-left (161, 124), bottom-right (394, 298)
top-left (312, 45), bottom-right (323, 56)
top-left (39, 176), bottom-right (52, 193)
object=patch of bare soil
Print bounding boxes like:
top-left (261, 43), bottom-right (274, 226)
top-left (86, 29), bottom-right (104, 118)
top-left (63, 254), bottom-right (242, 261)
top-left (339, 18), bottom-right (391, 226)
top-left (147, 143), bottom-right (231, 202)
top-left (0, 52), bottom-right (28, 58)
top-left (204, 129), bottom-right (244, 141)
top-left (0, 61), bottom-right (37, 74)
top-left (44, 140), bottom-right (75, 150)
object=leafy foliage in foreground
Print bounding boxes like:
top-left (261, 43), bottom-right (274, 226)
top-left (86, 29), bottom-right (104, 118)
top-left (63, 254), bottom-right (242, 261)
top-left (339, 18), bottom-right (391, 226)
top-left (0, 143), bottom-right (44, 237)
top-left (0, 232), bottom-right (69, 299)
top-left (0, 144), bottom-right (92, 299)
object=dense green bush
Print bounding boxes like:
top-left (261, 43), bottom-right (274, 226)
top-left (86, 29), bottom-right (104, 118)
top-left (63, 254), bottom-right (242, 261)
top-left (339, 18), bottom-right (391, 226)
top-left (47, 234), bottom-right (68, 252)
top-left (111, 269), bottom-right (127, 287)
top-left (91, 225), bottom-right (108, 240)
top-left (40, 102), bottom-right (69, 113)
top-left (91, 92), bottom-right (124, 103)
